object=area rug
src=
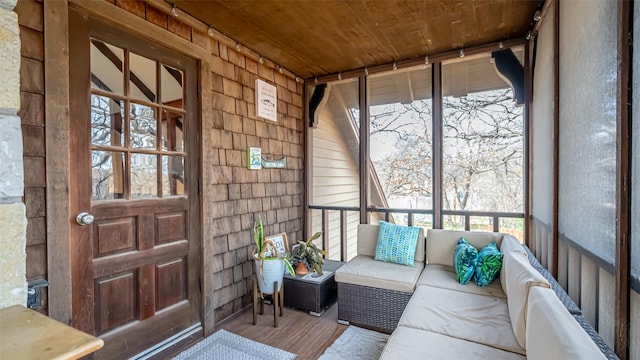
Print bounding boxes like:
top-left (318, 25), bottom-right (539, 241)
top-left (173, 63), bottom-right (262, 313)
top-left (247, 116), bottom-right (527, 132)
top-left (318, 326), bottom-right (390, 360)
top-left (172, 329), bottom-right (296, 360)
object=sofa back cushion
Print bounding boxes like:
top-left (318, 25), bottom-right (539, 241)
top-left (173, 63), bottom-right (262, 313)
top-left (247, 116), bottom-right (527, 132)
top-left (500, 234), bottom-right (525, 255)
top-left (526, 287), bottom-right (606, 360)
top-left (499, 235), bottom-right (528, 293)
top-left (503, 249), bottom-right (550, 348)
top-left (426, 229), bottom-right (504, 266)
top-left (357, 224), bottom-right (425, 262)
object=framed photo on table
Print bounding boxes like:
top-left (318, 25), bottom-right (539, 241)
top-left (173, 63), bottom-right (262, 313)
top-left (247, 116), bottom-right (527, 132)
top-left (265, 232), bottom-right (288, 257)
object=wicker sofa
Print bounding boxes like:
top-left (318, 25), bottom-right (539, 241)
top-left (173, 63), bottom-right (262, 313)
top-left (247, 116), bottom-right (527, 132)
top-left (335, 225), bottom-right (611, 359)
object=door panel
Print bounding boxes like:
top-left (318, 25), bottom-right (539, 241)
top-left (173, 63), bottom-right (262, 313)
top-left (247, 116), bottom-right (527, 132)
top-left (69, 9), bottom-right (201, 359)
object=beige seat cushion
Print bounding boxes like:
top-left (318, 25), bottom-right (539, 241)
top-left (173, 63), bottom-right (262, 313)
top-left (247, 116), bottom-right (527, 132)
top-left (526, 287), bottom-right (606, 360)
top-left (426, 229), bottom-right (504, 266)
top-left (503, 249), bottom-right (550, 349)
top-left (398, 285), bottom-right (524, 355)
top-left (357, 224), bottom-right (425, 262)
top-left (380, 326), bottom-right (525, 360)
top-left (417, 264), bottom-right (506, 298)
top-left (334, 255), bottom-right (423, 293)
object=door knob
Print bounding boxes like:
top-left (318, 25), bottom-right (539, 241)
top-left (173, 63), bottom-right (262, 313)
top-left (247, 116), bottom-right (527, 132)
top-left (76, 212), bottom-right (95, 226)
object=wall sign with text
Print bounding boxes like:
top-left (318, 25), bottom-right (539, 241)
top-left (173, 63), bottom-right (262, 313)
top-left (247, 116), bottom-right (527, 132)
top-left (255, 79), bottom-right (277, 122)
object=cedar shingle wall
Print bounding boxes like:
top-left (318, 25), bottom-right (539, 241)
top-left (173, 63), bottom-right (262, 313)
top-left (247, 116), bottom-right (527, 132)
top-left (17, 0), bottom-right (305, 322)
top-left (108, 0), bottom-right (306, 322)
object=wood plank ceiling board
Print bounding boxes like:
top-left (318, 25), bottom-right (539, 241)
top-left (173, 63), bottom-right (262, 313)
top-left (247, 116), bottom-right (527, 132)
top-left (174, 0), bottom-right (539, 78)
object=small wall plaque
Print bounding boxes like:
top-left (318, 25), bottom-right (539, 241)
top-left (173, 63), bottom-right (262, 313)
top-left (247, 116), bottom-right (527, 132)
top-left (247, 147), bottom-right (262, 170)
top-left (255, 79), bottom-right (277, 122)
top-left (261, 156), bottom-right (286, 169)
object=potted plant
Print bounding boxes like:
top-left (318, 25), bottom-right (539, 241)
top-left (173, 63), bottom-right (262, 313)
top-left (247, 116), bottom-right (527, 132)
top-left (287, 231), bottom-right (326, 275)
top-left (253, 215), bottom-right (295, 294)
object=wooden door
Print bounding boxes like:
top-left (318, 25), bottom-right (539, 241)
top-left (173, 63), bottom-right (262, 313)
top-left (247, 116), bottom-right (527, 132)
top-left (68, 10), bottom-right (201, 359)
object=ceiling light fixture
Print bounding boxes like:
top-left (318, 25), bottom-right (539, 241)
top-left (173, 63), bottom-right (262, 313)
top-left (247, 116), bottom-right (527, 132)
top-left (499, 41), bottom-right (504, 49)
top-left (259, 55), bottom-right (264, 64)
top-left (424, 54), bottom-right (429, 65)
top-left (207, 27), bottom-right (215, 37)
top-left (279, 66), bottom-right (284, 74)
top-left (171, 4), bottom-right (178, 17)
top-left (295, 76), bottom-right (301, 83)
top-left (533, 10), bottom-right (542, 21)
top-left (364, 67), bottom-right (369, 76)
top-left (235, 42), bottom-right (242, 51)
top-left (338, 72), bottom-right (342, 80)
top-left (526, 31), bottom-right (532, 40)
top-left (459, 48), bottom-right (465, 58)
top-left (393, 61), bottom-right (398, 70)
top-left (314, 76), bottom-right (318, 84)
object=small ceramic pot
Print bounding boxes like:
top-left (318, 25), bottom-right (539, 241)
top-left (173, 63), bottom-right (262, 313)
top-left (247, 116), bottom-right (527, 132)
top-left (255, 257), bottom-right (284, 294)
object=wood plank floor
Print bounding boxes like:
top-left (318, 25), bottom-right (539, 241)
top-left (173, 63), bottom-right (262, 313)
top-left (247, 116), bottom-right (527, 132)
top-left (216, 303), bottom-right (347, 360)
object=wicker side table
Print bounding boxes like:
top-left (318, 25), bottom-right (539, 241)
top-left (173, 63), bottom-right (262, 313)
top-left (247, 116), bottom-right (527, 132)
top-left (283, 259), bottom-right (344, 316)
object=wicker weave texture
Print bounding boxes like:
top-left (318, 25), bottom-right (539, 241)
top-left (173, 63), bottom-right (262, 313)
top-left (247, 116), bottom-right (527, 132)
top-left (524, 245), bottom-right (582, 315)
top-left (284, 276), bottom-right (337, 313)
top-left (337, 282), bottom-right (412, 333)
top-left (572, 315), bottom-right (619, 359)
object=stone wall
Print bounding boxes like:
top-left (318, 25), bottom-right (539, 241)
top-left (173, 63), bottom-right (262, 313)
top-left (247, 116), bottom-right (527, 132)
top-left (0, 0), bottom-right (27, 308)
top-left (15, 0), bottom-right (46, 309)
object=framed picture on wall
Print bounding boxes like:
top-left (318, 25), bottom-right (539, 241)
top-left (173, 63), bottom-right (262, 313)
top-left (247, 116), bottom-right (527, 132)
top-left (247, 147), bottom-right (262, 170)
top-left (265, 232), bottom-right (288, 257)
top-left (255, 79), bottom-right (277, 122)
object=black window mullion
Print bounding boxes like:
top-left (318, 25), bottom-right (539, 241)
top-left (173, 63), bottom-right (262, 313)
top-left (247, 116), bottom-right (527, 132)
top-left (432, 62), bottom-right (443, 229)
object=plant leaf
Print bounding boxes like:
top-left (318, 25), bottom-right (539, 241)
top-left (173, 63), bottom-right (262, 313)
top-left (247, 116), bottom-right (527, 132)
top-left (284, 258), bottom-right (295, 277)
top-left (313, 263), bottom-right (323, 275)
top-left (306, 231), bottom-right (323, 245)
top-left (253, 215), bottom-right (264, 253)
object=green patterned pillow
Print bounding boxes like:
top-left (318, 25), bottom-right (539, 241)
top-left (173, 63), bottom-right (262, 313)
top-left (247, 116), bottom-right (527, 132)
top-left (474, 241), bottom-right (503, 286)
top-left (374, 221), bottom-right (421, 267)
top-left (453, 237), bottom-right (478, 285)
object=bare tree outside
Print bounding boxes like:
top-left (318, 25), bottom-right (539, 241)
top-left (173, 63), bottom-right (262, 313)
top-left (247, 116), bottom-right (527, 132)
top-left (370, 88), bottom-right (523, 231)
top-left (371, 100), bottom-right (433, 203)
top-left (442, 89), bottom-right (523, 231)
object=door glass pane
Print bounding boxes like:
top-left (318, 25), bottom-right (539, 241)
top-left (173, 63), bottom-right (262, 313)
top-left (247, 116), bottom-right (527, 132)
top-left (442, 51), bottom-right (524, 214)
top-left (131, 154), bottom-right (157, 198)
top-left (162, 155), bottom-right (185, 196)
top-left (130, 103), bottom-right (157, 150)
top-left (129, 52), bottom-right (157, 102)
top-left (90, 39), bottom-right (124, 95)
top-left (368, 65), bottom-right (433, 220)
top-left (161, 64), bottom-right (183, 107)
top-left (161, 111), bottom-right (184, 152)
top-left (91, 94), bottom-right (125, 147)
top-left (92, 150), bottom-right (125, 200)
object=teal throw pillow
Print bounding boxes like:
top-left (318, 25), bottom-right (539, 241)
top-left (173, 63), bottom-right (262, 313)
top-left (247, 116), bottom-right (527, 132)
top-left (474, 241), bottom-right (503, 286)
top-left (374, 221), bottom-right (421, 267)
top-left (453, 237), bottom-right (478, 285)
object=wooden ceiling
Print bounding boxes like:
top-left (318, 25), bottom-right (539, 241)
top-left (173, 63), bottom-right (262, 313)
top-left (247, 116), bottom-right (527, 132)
top-left (174, 0), bottom-right (539, 79)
